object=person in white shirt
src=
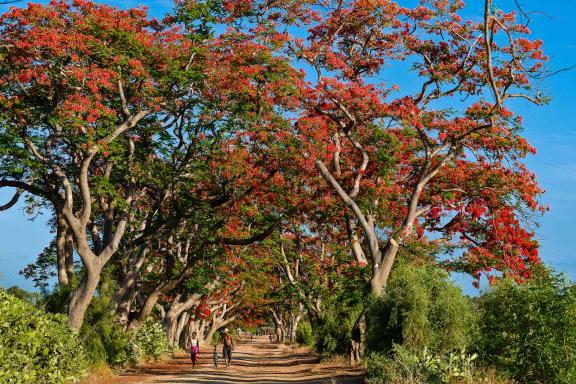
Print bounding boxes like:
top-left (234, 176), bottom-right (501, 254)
top-left (190, 332), bottom-right (200, 367)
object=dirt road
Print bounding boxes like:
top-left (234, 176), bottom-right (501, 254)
top-left (91, 336), bottom-right (365, 384)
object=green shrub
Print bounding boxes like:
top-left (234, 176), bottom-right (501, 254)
top-left (296, 321), bottom-right (314, 346)
top-left (313, 294), bottom-right (363, 358)
top-left (81, 320), bottom-right (130, 366)
top-left (78, 292), bottom-right (170, 367)
top-left (366, 263), bottom-right (477, 355)
top-left (79, 295), bottom-right (131, 367)
top-left (0, 289), bottom-right (87, 383)
top-left (477, 274), bottom-right (576, 383)
top-left (127, 318), bottom-right (172, 362)
top-left (366, 345), bottom-right (478, 384)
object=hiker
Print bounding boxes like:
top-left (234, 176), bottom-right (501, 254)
top-left (190, 331), bottom-right (200, 367)
top-left (221, 328), bottom-right (234, 367)
top-left (213, 344), bottom-right (219, 367)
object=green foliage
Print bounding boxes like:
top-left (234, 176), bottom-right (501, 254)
top-left (127, 318), bottom-right (172, 363)
top-left (212, 330), bottom-right (221, 345)
top-left (0, 289), bottom-right (87, 383)
top-left (78, 287), bottom-right (131, 367)
top-left (314, 294), bottom-right (363, 358)
top-left (306, 254), bottom-right (367, 358)
top-left (366, 263), bottom-right (477, 355)
top-left (366, 345), bottom-right (478, 384)
top-left (81, 319), bottom-right (130, 367)
top-left (477, 274), bottom-right (576, 383)
top-left (296, 321), bottom-right (314, 346)
top-left (78, 287), bottom-right (171, 366)
top-left (5, 285), bottom-right (37, 302)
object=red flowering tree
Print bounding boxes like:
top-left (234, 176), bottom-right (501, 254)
top-left (0, 0), bottom-right (189, 328)
top-left (299, 0), bottom-right (548, 293)
top-left (212, 0), bottom-right (548, 295)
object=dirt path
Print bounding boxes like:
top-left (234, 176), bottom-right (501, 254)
top-left (85, 336), bottom-right (364, 384)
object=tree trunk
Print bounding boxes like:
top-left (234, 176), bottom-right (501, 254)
top-left (166, 316), bottom-right (178, 346)
top-left (349, 311), bottom-right (366, 365)
top-left (115, 282), bottom-right (139, 328)
top-left (204, 320), bottom-right (219, 345)
top-left (64, 231), bottom-right (75, 279)
top-left (165, 293), bottom-right (202, 344)
top-left (288, 304), bottom-right (304, 342)
top-left (56, 214), bottom-right (70, 287)
top-left (205, 316), bottom-right (236, 345)
top-left (114, 244), bottom-right (149, 327)
top-left (67, 266), bottom-right (100, 329)
top-left (271, 310), bottom-right (284, 342)
top-left (127, 271), bottom-right (194, 331)
top-left (369, 239), bottom-right (399, 295)
top-left (175, 312), bottom-right (189, 348)
top-left (199, 319), bottom-right (207, 343)
top-left (186, 317), bottom-right (207, 348)
top-left (346, 215), bottom-right (368, 265)
top-left (129, 291), bottom-right (160, 331)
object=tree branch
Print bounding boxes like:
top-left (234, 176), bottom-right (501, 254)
top-left (221, 219), bottom-right (282, 245)
top-left (0, 190), bottom-right (22, 211)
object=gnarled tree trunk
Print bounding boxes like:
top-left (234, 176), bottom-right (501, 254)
top-left (349, 311), bottom-right (366, 365)
top-left (114, 243), bottom-right (149, 327)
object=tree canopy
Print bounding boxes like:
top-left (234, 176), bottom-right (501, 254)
top-left (0, 1), bottom-right (549, 366)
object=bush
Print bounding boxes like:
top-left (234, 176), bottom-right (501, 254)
top-left (313, 294), bottom-right (363, 358)
top-left (79, 295), bottom-right (131, 367)
top-left (366, 263), bottom-right (477, 355)
top-left (366, 345), bottom-right (478, 384)
top-left (79, 294), bottom-right (170, 367)
top-left (0, 289), bottom-right (87, 383)
top-left (81, 320), bottom-right (130, 366)
top-left (127, 318), bottom-right (172, 363)
top-left (477, 274), bottom-right (576, 383)
top-left (296, 321), bottom-right (314, 346)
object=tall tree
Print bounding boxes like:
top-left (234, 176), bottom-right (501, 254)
top-left (0, 0), bottom-right (189, 328)
top-left (213, 0), bottom-right (548, 292)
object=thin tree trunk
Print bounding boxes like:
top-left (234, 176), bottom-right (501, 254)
top-left (175, 312), bottom-right (189, 348)
top-left (205, 312), bottom-right (237, 345)
top-left (129, 291), bottom-right (160, 331)
top-left (64, 231), bottom-right (75, 279)
top-left (56, 214), bottom-right (70, 287)
top-left (164, 294), bottom-right (202, 344)
top-left (199, 319), bottom-right (207, 343)
top-left (346, 215), bottom-right (367, 265)
top-left (204, 320), bottom-right (219, 345)
top-left (289, 303), bottom-right (304, 342)
top-left (271, 309), bottom-right (284, 342)
top-left (127, 265), bottom-right (195, 331)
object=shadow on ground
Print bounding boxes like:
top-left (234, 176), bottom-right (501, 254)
top-left (127, 337), bottom-right (365, 384)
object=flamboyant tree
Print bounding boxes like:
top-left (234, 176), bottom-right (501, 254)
top-left (0, 0), bottom-right (191, 328)
top-left (212, 0), bottom-right (547, 294)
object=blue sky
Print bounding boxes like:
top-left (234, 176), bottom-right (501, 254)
top-left (0, 0), bottom-right (575, 292)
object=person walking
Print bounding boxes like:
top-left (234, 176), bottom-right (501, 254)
top-left (222, 328), bottom-right (234, 367)
top-left (190, 332), bottom-right (200, 367)
top-left (212, 344), bottom-right (219, 367)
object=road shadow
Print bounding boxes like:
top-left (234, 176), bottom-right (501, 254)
top-left (151, 374), bottom-right (364, 384)
top-left (136, 338), bottom-right (365, 384)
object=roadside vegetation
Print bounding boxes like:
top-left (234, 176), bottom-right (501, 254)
top-left (0, 0), bottom-right (569, 383)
